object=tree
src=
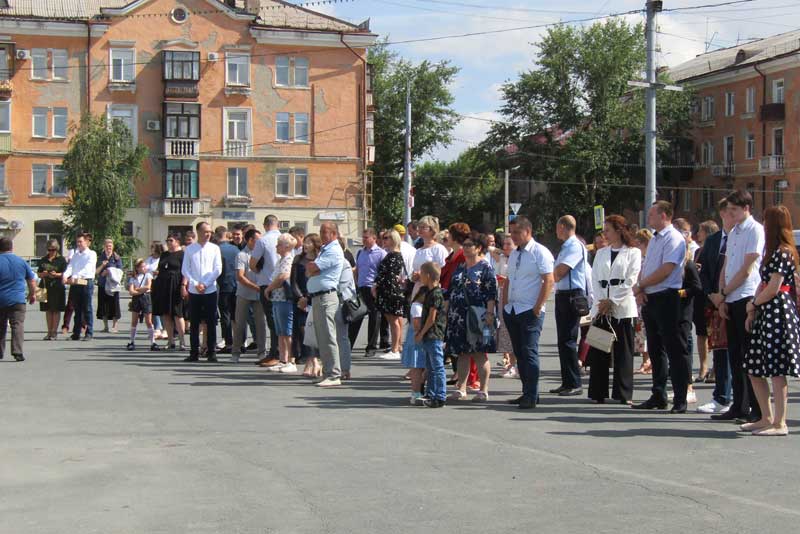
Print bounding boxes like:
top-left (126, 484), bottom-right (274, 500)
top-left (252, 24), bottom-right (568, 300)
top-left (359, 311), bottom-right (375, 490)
top-left (483, 20), bottom-right (692, 237)
top-left (369, 42), bottom-right (459, 226)
top-left (60, 113), bottom-right (148, 255)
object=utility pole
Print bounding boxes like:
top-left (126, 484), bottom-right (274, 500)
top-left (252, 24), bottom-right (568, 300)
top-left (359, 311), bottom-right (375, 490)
top-left (402, 80), bottom-right (412, 232)
top-left (644, 0), bottom-right (660, 210)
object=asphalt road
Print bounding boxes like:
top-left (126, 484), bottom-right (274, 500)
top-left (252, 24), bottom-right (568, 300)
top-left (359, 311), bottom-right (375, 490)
top-left (1, 303), bottom-right (799, 533)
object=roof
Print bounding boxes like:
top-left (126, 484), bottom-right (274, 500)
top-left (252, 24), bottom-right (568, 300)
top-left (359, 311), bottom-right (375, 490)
top-left (669, 29), bottom-right (800, 82)
top-left (0, 0), bottom-right (367, 32)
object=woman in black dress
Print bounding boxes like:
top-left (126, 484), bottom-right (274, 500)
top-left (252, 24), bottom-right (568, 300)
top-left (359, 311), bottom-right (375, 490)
top-left (292, 233), bottom-right (322, 377)
top-left (375, 230), bottom-right (408, 358)
top-left (743, 206), bottom-right (800, 436)
top-left (96, 238), bottom-right (123, 332)
top-left (151, 234), bottom-right (186, 350)
top-left (38, 239), bottom-right (67, 340)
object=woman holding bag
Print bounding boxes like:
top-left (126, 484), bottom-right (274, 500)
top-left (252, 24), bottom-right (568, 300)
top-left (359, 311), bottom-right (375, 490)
top-left (587, 215), bottom-right (641, 404)
top-left (375, 230), bottom-right (408, 359)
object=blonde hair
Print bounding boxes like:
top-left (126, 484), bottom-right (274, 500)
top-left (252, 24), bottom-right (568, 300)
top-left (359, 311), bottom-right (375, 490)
top-left (385, 230), bottom-right (402, 251)
top-left (419, 261), bottom-right (441, 283)
top-left (418, 215), bottom-right (440, 235)
top-left (134, 258), bottom-right (146, 271)
top-left (635, 228), bottom-right (654, 245)
top-left (277, 233), bottom-right (297, 249)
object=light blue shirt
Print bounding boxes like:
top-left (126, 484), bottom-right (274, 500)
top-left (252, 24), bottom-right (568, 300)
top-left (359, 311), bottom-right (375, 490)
top-left (251, 229), bottom-right (281, 287)
top-left (641, 224), bottom-right (686, 294)
top-left (504, 238), bottom-right (555, 314)
top-left (555, 235), bottom-right (587, 291)
top-left (307, 239), bottom-right (345, 294)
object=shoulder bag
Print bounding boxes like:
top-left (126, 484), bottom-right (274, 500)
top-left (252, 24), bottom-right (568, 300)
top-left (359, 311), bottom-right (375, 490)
top-left (568, 245), bottom-right (591, 317)
top-left (586, 314), bottom-right (616, 354)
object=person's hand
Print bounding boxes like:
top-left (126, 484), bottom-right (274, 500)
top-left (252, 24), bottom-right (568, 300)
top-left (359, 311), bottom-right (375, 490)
top-left (196, 283), bottom-right (206, 294)
top-left (598, 300), bottom-right (612, 316)
top-left (181, 286), bottom-right (189, 299)
top-left (414, 333), bottom-right (423, 344)
top-left (636, 292), bottom-right (647, 306)
top-left (412, 272), bottom-right (420, 282)
top-left (298, 297), bottom-right (308, 311)
top-left (532, 306), bottom-right (542, 318)
top-left (719, 302), bottom-right (729, 320)
top-left (371, 287), bottom-right (377, 299)
top-left (709, 293), bottom-right (724, 307)
top-left (633, 284), bottom-right (642, 297)
top-left (746, 301), bottom-right (756, 314)
top-left (28, 292), bottom-right (36, 305)
top-left (264, 288), bottom-right (272, 299)
top-left (485, 312), bottom-right (495, 327)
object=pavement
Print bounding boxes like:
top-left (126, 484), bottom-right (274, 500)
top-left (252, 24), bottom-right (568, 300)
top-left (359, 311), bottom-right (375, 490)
top-left (1, 302), bottom-right (799, 534)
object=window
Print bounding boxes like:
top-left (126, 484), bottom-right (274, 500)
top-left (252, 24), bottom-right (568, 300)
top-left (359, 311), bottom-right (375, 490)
top-left (294, 168), bottom-right (308, 197)
top-left (53, 108), bottom-right (67, 138)
top-left (52, 49), bottom-right (68, 80)
top-left (163, 51), bottom-right (199, 81)
top-left (276, 112), bottom-right (290, 142)
top-left (165, 160), bottom-right (198, 198)
top-left (224, 108), bottom-right (251, 156)
top-left (122, 221), bottom-right (134, 237)
top-left (701, 141), bottom-right (715, 166)
top-left (52, 166), bottom-right (67, 195)
top-left (746, 87), bottom-right (756, 113)
top-left (34, 220), bottom-right (63, 257)
top-left (0, 45), bottom-right (10, 81)
top-left (33, 107), bottom-right (48, 138)
top-left (32, 164), bottom-right (48, 194)
top-left (279, 221), bottom-right (291, 232)
top-left (275, 168), bottom-right (308, 197)
top-left (226, 110), bottom-right (249, 140)
top-left (31, 48), bottom-right (47, 79)
top-left (0, 162), bottom-right (5, 192)
top-left (0, 101), bottom-right (9, 132)
top-left (773, 79), bottom-right (784, 104)
top-left (165, 103), bottom-right (200, 139)
top-left (108, 105), bottom-right (137, 144)
top-left (227, 168), bottom-right (248, 197)
top-left (110, 48), bottom-right (135, 82)
top-left (723, 136), bottom-right (734, 162)
top-left (725, 92), bottom-right (735, 116)
top-left (276, 169), bottom-right (290, 196)
top-left (701, 95), bottom-right (715, 121)
top-left (275, 56), bottom-right (309, 87)
top-left (682, 189), bottom-right (691, 211)
top-left (226, 53), bottom-right (250, 86)
top-left (775, 182), bottom-right (785, 204)
top-left (294, 113), bottom-right (309, 143)
top-left (746, 134), bottom-right (756, 160)
top-left (701, 187), bottom-right (714, 209)
top-left (774, 128), bottom-right (784, 155)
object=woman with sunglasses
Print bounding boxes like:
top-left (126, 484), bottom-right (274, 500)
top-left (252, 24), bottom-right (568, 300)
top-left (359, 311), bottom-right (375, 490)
top-left (37, 240), bottom-right (67, 340)
top-left (151, 233), bottom-right (187, 350)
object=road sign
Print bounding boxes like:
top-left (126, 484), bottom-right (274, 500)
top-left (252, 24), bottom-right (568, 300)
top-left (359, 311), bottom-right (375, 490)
top-left (594, 205), bottom-right (605, 230)
top-left (509, 202), bottom-right (522, 214)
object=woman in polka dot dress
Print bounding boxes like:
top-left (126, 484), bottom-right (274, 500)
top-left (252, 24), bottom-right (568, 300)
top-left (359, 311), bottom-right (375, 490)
top-left (744, 206), bottom-right (800, 436)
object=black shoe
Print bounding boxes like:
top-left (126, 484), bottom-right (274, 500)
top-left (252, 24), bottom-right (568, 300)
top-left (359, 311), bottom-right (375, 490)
top-left (670, 403), bottom-right (688, 414)
top-left (559, 387), bottom-right (583, 397)
top-left (207, 353), bottom-right (218, 363)
top-left (711, 410), bottom-right (742, 421)
top-left (126, 342), bottom-right (135, 351)
top-left (740, 413), bottom-right (761, 424)
top-left (218, 346), bottom-right (232, 354)
top-left (507, 395), bottom-right (525, 405)
top-left (13, 354), bottom-right (24, 362)
top-left (518, 397), bottom-right (537, 409)
top-left (423, 398), bottom-right (445, 408)
top-left (70, 335), bottom-right (80, 341)
top-left (549, 385), bottom-right (566, 394)
top-left (150, 343), bottom-right (161, 352)
top-left (184, 354), bottom-right (200, 362)
top-left (246, 342), bottom-right (257, 350)
top-left (82, 335), bottom-right (93, 342)
top-left (446, 378), bottom-right (458, 385)
top-left (631, 398), bottom-right (668, 410)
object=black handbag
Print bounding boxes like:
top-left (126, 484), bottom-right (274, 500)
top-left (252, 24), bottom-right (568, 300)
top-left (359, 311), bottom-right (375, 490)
top-left (568, 246), bottom-right (590, 317)
top-left (342, 292), bottom-right (369, 323)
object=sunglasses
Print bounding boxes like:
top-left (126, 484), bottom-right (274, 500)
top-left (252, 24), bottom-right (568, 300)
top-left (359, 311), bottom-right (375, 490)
top-left (47, 248), bottom-right (58, 251)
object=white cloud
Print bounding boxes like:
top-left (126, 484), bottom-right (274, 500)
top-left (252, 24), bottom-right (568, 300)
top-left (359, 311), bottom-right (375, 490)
top-left (425, 111), bottom-right (501, 162)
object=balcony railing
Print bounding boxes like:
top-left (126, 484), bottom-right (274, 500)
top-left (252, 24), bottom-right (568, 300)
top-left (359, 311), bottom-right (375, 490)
top-left (0, 132), bottom-right (11, 154)
top-left (711, 162), bottom-right (735, 177)
top-left (224, 140), bottom-right (251, 157)
top-left (0, 79), bottom-right (11, 96)
top-left (758, 155), bottom-right (785, 174)
top-left (164, 139), bottom-right (199, 158)
top-left (760, 103), bottom-right (785, 122)
top-left (152, 198), bottom-right (210, 217)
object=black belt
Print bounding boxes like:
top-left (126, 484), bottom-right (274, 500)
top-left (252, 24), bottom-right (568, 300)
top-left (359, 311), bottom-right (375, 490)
top-left (556, 289), bottom-right (583, 295)
top-left (599, 279), bottom-right (623, 288)
top-left (309, 288), bottom-right (337, 299)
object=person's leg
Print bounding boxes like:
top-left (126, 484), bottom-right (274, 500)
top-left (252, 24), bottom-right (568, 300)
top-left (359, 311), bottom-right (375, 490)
top-left (555, 295), bottom-right (581, 390)
top-left (62, 298), bottom-right (74, 332)
top-left (728, 299), bottom-right (758, 418)
top-left (252, 299), bottom-right (268, 358)
top-left (387, 314), bottom-right (402, 353)
top-left (9, 304), bottom-right (26, 358)
top-left (314, 293), bottom-right (341, 379)
top-left (145, 313), bottom-right (155, 345)
top-left (205, 293), bottom-right (218, 356)
top-left (426, 340), bottom-right (446, 401)
top-left (232, 297), bottom-right (248, 359)
top-left (362, 287), bottom-right (380, 351)
top-left (474, 352), bottom-right (490, 394)
top-left (587, 347), bottom-right (610, 401)
top-left (175, 315), bottom-right (186, 348)
top-left (0, 307), bottom-right (8, 359)
top-left (697, 335), bottom-right (709, 379)
top-left (712, 348), bottom-right (732, 405)
top-left (771, 376), bottom-right (789, 430)
top-left (247, 302), bottom-right (257, 342)
top-left (665, 298), bottom-right (691, 408)
top-left (335, 304), bottom-right (352, 375)
top-left (614, 318), bottom-right (635, 403)
top-left (220, 292), bottom-right (234, 348)
top-left (129, 310), bottom-right (138, 343)
top-left (747, 375), bottom-right (773, 429)
top-left (71, 286), bottom-right (85, 338)
top-left (347, 303), bottom-right (364, 351)
top-left (85, 281), bottom-right (94, 336)
top-left (188, 294), bottom-right (201, 356)
top-left (379, 307), bottom-right (390, 349)
top-left (504, 310), bottom-right (527, 398)
top-left (163, 314), bottom-right (174, 346)
top-left (520, 310), bottom-right (545, 403)
top-left (454, 352), bottom-right (470, 395)
top-left (292, 305), bottom-right (305, 361)
top-left (641, 297), bottom-right (668, 405)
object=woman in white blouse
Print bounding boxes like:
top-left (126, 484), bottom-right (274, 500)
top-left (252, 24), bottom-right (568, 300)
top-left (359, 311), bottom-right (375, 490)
top-left (587, 215), bottom-right (642, 404)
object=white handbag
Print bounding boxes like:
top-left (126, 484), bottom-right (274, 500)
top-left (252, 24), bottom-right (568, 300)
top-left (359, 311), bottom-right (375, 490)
top-left (303, 306), bottom-right (318, 349)
top-left (586, 316), bottom-right (617, 354)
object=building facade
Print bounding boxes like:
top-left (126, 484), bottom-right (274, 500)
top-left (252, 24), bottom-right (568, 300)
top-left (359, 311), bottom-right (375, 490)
top-left (669, 30), bottom-right (800, 225)
top-left (0, 0), bottom-right (376, 257)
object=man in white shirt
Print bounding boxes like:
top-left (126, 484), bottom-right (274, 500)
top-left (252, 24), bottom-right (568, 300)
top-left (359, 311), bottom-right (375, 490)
top-left (181, 221), bottom-right (223, 362)
top-left (250, 214), bottom-right (282, 366)
top-left (62, 232), bottom-right (97, 341)
top-left (503, 216), bottom-right (555, 410)
top-left (396, 224), bottom-right (416, 281)
top-left (710, 189), bottom-right (765, 422)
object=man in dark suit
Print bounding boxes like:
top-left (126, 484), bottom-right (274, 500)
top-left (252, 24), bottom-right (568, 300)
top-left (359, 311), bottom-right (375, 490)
top-left (696, 198), bottom-right (733, 415)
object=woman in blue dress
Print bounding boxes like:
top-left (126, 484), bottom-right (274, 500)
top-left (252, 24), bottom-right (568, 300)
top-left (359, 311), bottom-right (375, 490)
top-left (445, 233), bottom-right (497, 403)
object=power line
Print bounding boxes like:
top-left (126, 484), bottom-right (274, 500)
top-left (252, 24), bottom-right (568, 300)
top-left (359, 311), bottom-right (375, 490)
top-left (372, 0), bottom-right (547, 23)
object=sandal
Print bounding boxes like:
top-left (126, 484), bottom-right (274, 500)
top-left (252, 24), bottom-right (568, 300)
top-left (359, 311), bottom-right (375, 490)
top-left (447, 390), bottom-right (468, 401)
top-left (472, 391), bottom-right (489, 403)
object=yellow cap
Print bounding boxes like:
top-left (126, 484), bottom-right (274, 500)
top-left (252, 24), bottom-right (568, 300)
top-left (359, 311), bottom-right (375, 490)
top-left (393, 224), bottom-right (406, 235)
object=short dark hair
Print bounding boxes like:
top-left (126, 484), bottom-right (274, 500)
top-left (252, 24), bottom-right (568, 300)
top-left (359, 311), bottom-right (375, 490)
top-left (514, 216), bottom-right (532, 232)
top-left (195, 221), bottom-right (209, 232)
top-left (717, 198), bottom-right (729, 212)
top-left (79, 232), bottom-right (92, 242)
top-left (726, 189), bottom-right (753, 209)
top-left (244, 228), bottom-right (260, 242)
top-left (264, 214), bottom-right (279, 228)
top-left (448, 222), bottom-right (471, 244)
top-left (363, 228), bottom-right (377, 237)
top-left (463, 232), bottom-right (489, 254)
top-left (214, 226), bottom-right (228, 240)
top-left (652, 200), bottom-right (674, 220)
top-left (0, 237), bottom-right (12, 252)
top-left (289, 225), bottom-right (305, 237)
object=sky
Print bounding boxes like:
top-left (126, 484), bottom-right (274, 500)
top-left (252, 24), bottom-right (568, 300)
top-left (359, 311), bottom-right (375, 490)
top-left (309, 0), bottom-right (800, 161)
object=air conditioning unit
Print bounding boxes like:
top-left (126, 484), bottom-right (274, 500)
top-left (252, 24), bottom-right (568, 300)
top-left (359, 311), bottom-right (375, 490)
top-left (16, 49), bottom-right (30, 61)
top-left (10, 220), bottom-right (23, 230)
top-left (207, 52), bottom-right (220, 62)
top-left (146, 120), bottom-right (161, 131)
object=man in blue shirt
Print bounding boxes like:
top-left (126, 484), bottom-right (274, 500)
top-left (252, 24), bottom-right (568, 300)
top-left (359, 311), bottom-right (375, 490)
top-left (307, 222), bottom-right (346, 387)
top-left (215, 226), bottom-right (240, 353)
top-left (0, 237), bottom-right (37, 362)
top-left (552, 215), bottom-right (588, 397)
top-left (349, 228), bottom-right (388, 356)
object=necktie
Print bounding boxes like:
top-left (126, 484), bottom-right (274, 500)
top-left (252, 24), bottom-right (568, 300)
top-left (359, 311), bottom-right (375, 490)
top-left (715, 233), bottom-right (727, 287)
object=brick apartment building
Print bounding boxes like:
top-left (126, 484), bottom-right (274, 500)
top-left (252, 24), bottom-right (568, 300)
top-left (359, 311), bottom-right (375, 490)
top-left (0, 0), bottom-right (376, 257)
top-left (669, 30), bottom-right (800, 225)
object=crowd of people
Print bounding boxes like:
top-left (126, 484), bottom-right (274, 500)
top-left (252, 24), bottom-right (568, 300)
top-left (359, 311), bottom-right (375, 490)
top-left (0, 189), bottom-right (797, 431)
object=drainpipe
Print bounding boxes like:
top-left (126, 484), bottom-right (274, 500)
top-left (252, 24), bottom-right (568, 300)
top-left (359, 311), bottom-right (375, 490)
top-left (340, 33), bottom-right (367, 167)
top-left (754, 63), bottom-right (767, 213)
top-left (86, 20), bottom-right (92, 113)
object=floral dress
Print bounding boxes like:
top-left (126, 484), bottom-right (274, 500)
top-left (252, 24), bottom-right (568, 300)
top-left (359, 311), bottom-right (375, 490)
top-left (746, 248), bottom-right (800, 378)
top-left (445, 261), bottom-right (498, 354)
top-left (375, 251), bottom-right (407, 317)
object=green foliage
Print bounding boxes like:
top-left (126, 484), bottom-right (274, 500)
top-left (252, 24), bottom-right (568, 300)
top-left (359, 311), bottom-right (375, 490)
top-left (368, 41), bottom-right (459, 226)
top-left (60, 113), bottom-right (148, 256)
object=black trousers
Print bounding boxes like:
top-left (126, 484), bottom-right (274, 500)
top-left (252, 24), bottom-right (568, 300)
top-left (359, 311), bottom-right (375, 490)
top-left (642, 289), bottom-right (690, 405)
top-left (259, 286), bottom-right (278, 358)
top-left (217, 291), bottom-right (236, 347)
top-left (292, 306), bottom-right (311, 361)
top-left (587, 317), bottom-right (634, 402)
top-left (348, 286), bottom-right (388, 351)
top-left (555, 292), bottom-right (582, 389)
top-left (725, 298), bottom-right (760, 418)
top-left (189, 292), bottom-right (218, 357)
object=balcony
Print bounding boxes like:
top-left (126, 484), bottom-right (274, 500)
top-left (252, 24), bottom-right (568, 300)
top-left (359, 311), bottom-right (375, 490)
top-left (109, 80), bottom-right (136, 93)
top-left (224, 140), bottom-right (251, 157)
top-left (760, 103), bottom-right (785, 122)
top-left (0, 132), bottom-right (11, 154)
top-left (0, 189), bottom-right (9, 205)
top-left (0, 79), bottom-right (11, 96)
top-left (758, 155), bottom-right (785, 174)
top-left (164, 80), bottom-right (199, 100)
top-left (164, 139), bottom-right (199, 158)
top-left (711, 162), bottom-right (735, 177)
top-left (151, 198), bottom-right (211, 217)
top-left (224, 84), bottom-right (251, 97)
top-left (222, 195), bottom-right (252, 208)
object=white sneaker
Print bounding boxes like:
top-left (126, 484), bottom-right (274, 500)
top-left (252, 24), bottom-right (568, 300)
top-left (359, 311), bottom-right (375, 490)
top-left (216, 340), bottom-right (226, 350)
top-left (377, 351), bottom-right (401, 360)
top-left (279, 362), bottom-right (298, 374)
top-left (316, 377), bottom-right (342, 387)
top-left (687, 391), bottom-right (698, 404)
top-left (264, 362), bottom-right (285, 372)
top-left (697, 400), bottom-right (731, 414)
top-left (501, 366), bottom-right (518, 379)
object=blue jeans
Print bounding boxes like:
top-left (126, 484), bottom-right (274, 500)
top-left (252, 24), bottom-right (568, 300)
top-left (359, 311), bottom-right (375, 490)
top-left (272, 300), bottom-right (294, 337)
top-left (69, 280), bottom-right (94, 337)
top-left (423, 339), bottom-right (446, 401)
top-left (504, 309), bottom-right (545, 402)
top-left (712, 348), bottom-right (732, 405)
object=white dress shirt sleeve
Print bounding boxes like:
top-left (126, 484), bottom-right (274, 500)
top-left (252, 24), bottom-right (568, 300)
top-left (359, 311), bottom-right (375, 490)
top-left (201, 246), bottom-right (223, 288)
top-left (181, 246), bottom-right (198, 289)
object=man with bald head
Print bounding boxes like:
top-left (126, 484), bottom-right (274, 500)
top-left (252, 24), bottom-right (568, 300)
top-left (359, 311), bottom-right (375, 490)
top-left (552, 214), bottom-right (589, 396)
